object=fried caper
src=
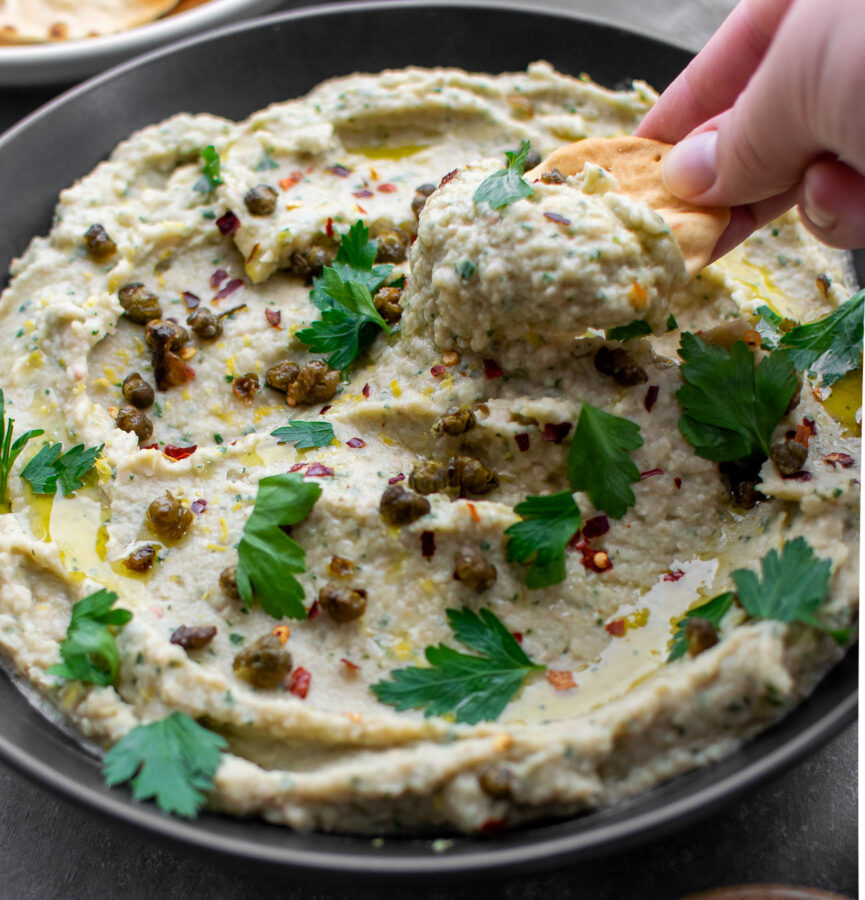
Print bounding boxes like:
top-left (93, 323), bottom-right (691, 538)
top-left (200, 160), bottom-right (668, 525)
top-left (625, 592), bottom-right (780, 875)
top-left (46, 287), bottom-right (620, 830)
top-left (539, 168), bottom-right (567, 185)
top-left (379, 484), bottom-right (430, 525)
top-left (374, 285), bottom-right (403, 324)
top-left (287, 244), bottom-right (334, 281)
top-left (232, 633), bottom-right (293, 688)
top-left (448, 455), bottom-right (499, 495)
top-left (770, 435), bottom-right (808, 476)
top-left (123, 543), bottom-right (157, 572)
top-left (219, 565), bottom-right (240, 600)
top-left (145, 319), bottom-right (188, 351)
top-left (265, 361), bottom-right (301, 394)
top-left (433, 408), bottom-right (475, 437)
top-left (118, 282), bottom-right (161, 324)
top-left (232, 373), bottom-right (260, 404)
top-left (146, 491), bottom-right (194, 541)
top-left (374, 228), bottom-right (409, 264)
top-left (84, 224), bottom-right (117, 261)
top-left (121, 373), bottom-right (155, 409)
top-left (318, 583), bottom-right (368, 623)
top-left (479, 767), bottom-right (513, 799)
top-left (170, 624), bottom-right (217, 651)
top-left (409, 460), bottom-right (450, 495)
top-left (593, 345), bottom-right (648, 387)
top-left (186, 306), bottom-right (223, 339)
top-left (685, 618), bottom-right (719, 657)
top-left (115, 405), bottom-right (153, 444)
top-left (243, 184), bottom-right (278, 216)
top-left (285, 360), bottom-right (339, 407)
top-left (453, 547), bottom-right (497, 591)
top-left (411, 183), bottom-right (436, 218)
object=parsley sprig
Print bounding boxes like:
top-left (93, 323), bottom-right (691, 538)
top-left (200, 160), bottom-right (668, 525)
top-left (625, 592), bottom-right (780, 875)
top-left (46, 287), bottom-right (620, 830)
top-left (677, 332), bottom-right (798, 461)
top-left (779, 288), bottom-right (864, 386)
top-left (473, 140), bottom-right (535, 210)
top-left (297, 221), bottom-right (393, 369)
top-left (48, 589), bottom-right (132, 686)
top-left (21, 441), bottom-right (103, 495)
top-left (235, 473), bottom-right (321, 619)
top-left (271, 421), bottom-right (335, 449)
top-left (505, 492), bottom-right (582, 589)
top-left (371, 607), bottom-right (544, 724)
top-left (0, 389), bottom-right (43, 509)
top-left (104, 713), bottom-right (226, 818)
top-left (193, 145), bottom-right (223, 193)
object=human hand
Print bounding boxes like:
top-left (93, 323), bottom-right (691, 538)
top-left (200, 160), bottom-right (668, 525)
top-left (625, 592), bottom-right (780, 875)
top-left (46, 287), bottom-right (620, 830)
top-left (637, 0), bottom-right (865, 258)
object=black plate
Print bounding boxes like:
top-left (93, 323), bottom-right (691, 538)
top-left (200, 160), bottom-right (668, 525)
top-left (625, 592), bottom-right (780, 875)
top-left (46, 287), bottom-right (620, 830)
top-left (0, 1), bottom-right (858, 881)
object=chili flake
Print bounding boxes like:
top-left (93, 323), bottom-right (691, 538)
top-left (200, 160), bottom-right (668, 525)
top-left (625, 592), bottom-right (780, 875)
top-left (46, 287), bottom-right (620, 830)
top-left (352, 189), bottom-right (374, 198)
top-left (307, 600), bottom-right (321, 619)
top-left (823, 452), bottom-right (855, 469)
top-left (346, 437), bottom-right (366, 449)
top-left (482, 358), bottom-right (503, 378)
top-left (209, 268), bottom-right (228, 288)
top-left (182, 291), bottom-right (201, 310)
top-left (511, 631), bottom-right (523, 644)
top-left (466, 502), bottom-right (480, 523)
top-left (514, 433), bottom-right (530, 452)
top-left (439, 169), bottom-right (458, 187)
top-left (362, 383), bottom-right (371, 397)
top-left (663, 569), bottom-right (685, 582)
top-left (216, 211), bottom-right (240, 236)
top-left (674, 477), bottom-right (682, 489)
top-left (644, 385), bottom-right (659, 412)
top-left (326, 164), bottom-right (352, 177)
top-left (325, 217), bottom-right (334, 238)
top-left (377, 183), bottom-right (398, 193)
top-left (388, 473), bottom-right (405, 484)
top-left (546, 670), bottom-right (576, 690)
top-left (430, 364), bottom-right (446, 377)
top-left (305, 462), bottom-right (334, 478)
top-left (289, 462), bottom-right (308, 473)
top-left (287, 667), bottom-right (311, 698)
top-left (542, 422), bottom-right (571, 444)
top-left (782, 470), bottom-right (813, 481)
top-left (421, 531), bottom-right (436, 558)
top-left (190, 499), bottom-right (208, 515)
top-left (214, 278), bottom-right (243, 300)
top-left (265, 308), bottom-right (282, 328)
top-left (163, 444), bottom-right (197, 461)
top-left (581, 514), bottom-right (610, 539)
top-left (341, 657), bottom-right (360, 672)
top-left (640, 468), bottom-right (664, 480)
top-left (320, 405), bottom-right (332, 414)
top-left (543, 212), bottom-right (571, 226)
top-left (605, 618), bottom-right (626, 636)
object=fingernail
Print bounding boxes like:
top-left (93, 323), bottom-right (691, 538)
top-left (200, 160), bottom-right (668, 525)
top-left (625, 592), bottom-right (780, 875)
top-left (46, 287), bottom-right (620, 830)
top-left (803, 183), bottom-right (836, 230)
top-left (663, 131), bottom-right (718, 199)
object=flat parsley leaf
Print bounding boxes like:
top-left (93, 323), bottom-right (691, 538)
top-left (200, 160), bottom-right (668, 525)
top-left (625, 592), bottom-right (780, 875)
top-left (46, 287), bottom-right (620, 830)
top-left (193, 145), bottom-right (223, 193)
top-left (296, 306), bottom-right (382, 371)
top-left (677, 332), bottom-right (797, 461)
top-left (47, 589), bottom-right (132, 686)
top-left (21, 441), bottom-right (103, 495)
top-left (371, 607), bottom-right (544, 724)
top-left (103, 712), bottom-right (226, 818)
top-left (271, 421), bottom-right (335, 449)
top-left (0, 388), bottom-right (43, 508)
top-left (733, 536), bottom-right (847, 643)
top-left (605, 319), bottom-right (652, 342)
top-left (235, 473), bottom-right (321, 619)
top-left (780, 288), bottom-right (864, 386)
top-left (473, 140), bottom-right (535, 210)
top-left (668, 591), bottom-right (734, 662)
top-left (567, 403), bottom-right (643, 519)
top-left (505, 492), bottom-right (582, 589)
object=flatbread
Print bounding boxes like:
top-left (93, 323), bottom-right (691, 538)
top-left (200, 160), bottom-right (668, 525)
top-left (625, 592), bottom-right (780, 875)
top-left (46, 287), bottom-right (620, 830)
top-left (0, 0), bottom-right (181, 44)
top-left (527, 136), bottom-right (730, 277)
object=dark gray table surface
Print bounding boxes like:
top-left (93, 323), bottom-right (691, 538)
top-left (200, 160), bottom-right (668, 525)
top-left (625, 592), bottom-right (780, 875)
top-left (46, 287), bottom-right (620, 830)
top-left (0, 3), bottom-right (858, 898)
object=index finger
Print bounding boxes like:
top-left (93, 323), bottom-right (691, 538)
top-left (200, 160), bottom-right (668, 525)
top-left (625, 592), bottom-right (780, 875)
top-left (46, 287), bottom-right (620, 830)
top-left (636, 0), bottom-right (793, 143)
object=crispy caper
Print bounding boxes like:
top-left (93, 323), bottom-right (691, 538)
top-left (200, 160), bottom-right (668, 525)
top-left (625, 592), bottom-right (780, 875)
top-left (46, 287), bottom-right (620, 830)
top-left (593, 345), bottom-right (648, 386)
top-left (118, 283), bottom-right (161, 324)
top-left (146, 491), bottom-right (194, 541)
top-left (318, 583), bottom-right (368, 623)
top-left (186, 306), bottom-right (223, 339)
top-left (123, 543), bottom-right (157, 572)
top-left (453, 547), bottom-right (497, 591)
top-left (374, 285), bottom-right (403, 324)
top-left (265, 361), bottom-right (301, 394)
top-left (448, 455), bottom-right (499, 495)
top-left (379, 484), bottom-right (430, 525)
top-left (685, 618), bottom-right (719, 657)
top-left (121, 373), bottom-right (155, 409)
top-left (411, 183), bottom-right (436, 218)
top-left (287, 244), bottom-right (334, 282)
top-left (232, 373), bottom-right (260, 404)
top-left (409, 460), bottom-right (450, 495)
top-left (770, 435), bottom-right (808, 476)
top-left (433, 408), bottom-right (475, 437)
top-left (84, 223), bottom-right (117, 261)
top-left (285, 360), bottom-right (339, 408)
top-left (374, 229), bottom-right (409, 264)
top-left (170, 624), bottom-right (217, 651)
top-left (145, 319), bottom-right (188, 351)
top-left (220, 565), bottom-right (240, 600)
top-left (232, 633), bottom-right (293, 688)
top-left (539, 167), bottom-right (567, 185)
top-left (243, 184), bottom-right (278, 216)
top-left (479, 766), bottom-right (513, 799)
top-left (719, 455), bottom-right (765, 509)
top-left (115, 405), bottom-right (153, 444)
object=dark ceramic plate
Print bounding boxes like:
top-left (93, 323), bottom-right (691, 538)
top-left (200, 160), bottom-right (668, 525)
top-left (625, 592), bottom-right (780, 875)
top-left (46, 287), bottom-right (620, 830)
top-left (0, 0), bottom-right (858, 882)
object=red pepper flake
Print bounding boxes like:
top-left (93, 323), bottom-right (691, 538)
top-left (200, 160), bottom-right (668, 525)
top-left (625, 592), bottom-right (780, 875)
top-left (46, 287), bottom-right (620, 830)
top-left (439, 168), bottom-right (459, 187)
top-left (216, 211), bottom-right (240, 236)
top-left (388, 473), bottom-right (405, 484)
top-left (325, 217), bottom-right (334, 238)
top-left (479, 818), bottom-right (506, 836)
top-left (546, 670), bottom-right (576, 690)
top-left (340, 657), bottom-right (360, 672)
top-left (543, 212), bottom-right (572, 226)
top-left (190, 499), bottom-right (208, 515)
top-left (289, 462), bottom-right (308, 473)
top-left (542, 422), bottom-right (572, 444)
top-left (352, 189), bottom-right (374, 198)
top-left (355, 204), bottom-right (368, 214)
top-left (214, 278), bottom-right (243, 300)
top-left (163, 444), bottom-right (197, 461)
top-left (782, 470), bottom-right (813, 481)
top-left (644, 385), bottom-right (659, 412)
top-left (420, 531), bottom-right (436, 558)
top-left (287, 667), bottom-right (311, 698)
top-left (326, 164), bottom-right (352, 177)
top-left (362, 383), bottom-right (371, 398)
top-left (674, 477), bottom-right (682, 489)
top-left (466, 502), bottom-right (480, 523)
top-left (430, 364), bottom-right (446, 377)
top-left (640, 468), bottom-right (664, 480)
top-left (514, 432), bottom-right (530, 452)
top-left (307, 600), bottom-right (321, 619)
top-left (605, 618), bottom-right (626, 637)
top-left (377, 183), bottom-right (398, 193)
top-left (803, 417), bottom-right (817, 435)
top-left (141, 443), bottom-right (159, 451)
top-left (581, 514), bottom-right (610, 539)
top-left (346, 437), bottom-right (366, 449)
top-left (265, 308), bottom-right (282, 328)
top-left (305, 462), bottom-right (334, 478)
top-left (482, 358), bottom-right (503, 378)
top-left (181, 291), bottom-right (201, 310)
top-left (209, 268), bottom-right (228, 289)
top-left (794, 424), bottom-right (812, 447)
top-left (279, 175), bottom-right (299, 190)
top-left (823, 452), bottom-right (855, 469)
top-left (319, 405), bottom-right (332, 415)
top-left (663, 569), bottom-right (685, 582)
top-left (511, 631), bottom-right (523, 644)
